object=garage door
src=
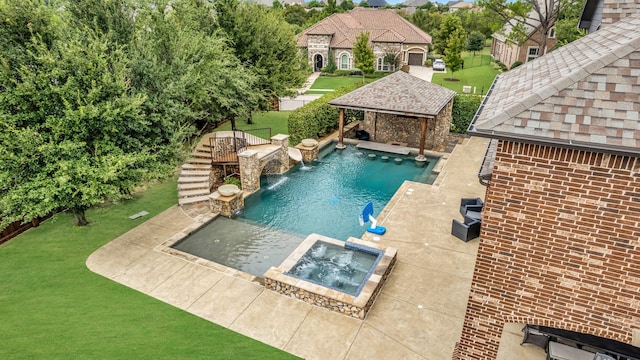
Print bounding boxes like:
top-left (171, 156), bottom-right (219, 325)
top-left (408, 53), bottom-right (423, 66)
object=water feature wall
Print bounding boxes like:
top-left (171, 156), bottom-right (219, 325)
top-left (264, 234), bottom-right (397, 319)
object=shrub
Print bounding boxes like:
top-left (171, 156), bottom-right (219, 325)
top-left (288, 84), bottom-right (365, 144)
top-left (493, 60), bottom-right (508, 72)
top-left (451, 94), bottom-right (483, 134)
top-left (510, 60), bottom-right (523, 70)
top-left (334, 70), bottom-right (351, 76)
top-left (223, 176), bottom-right (242, 189)
top-left (424, 59), bottom-right (433, 67)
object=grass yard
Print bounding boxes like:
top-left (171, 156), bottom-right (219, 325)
top-left (431, 54), bottom-right (499, 95)
top-left (0, 179), bottom-right (297, 359)
top-left (215, 111), bottom-right (290, 137)
top-left (305, 76), bottom-right (373, 94)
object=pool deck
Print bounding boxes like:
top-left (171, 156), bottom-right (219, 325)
top-left (86, 136), bottom-right (545, 360)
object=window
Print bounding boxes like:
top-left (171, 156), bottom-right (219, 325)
top-left (377, 57), bottom-right (390, 71)
top-left (549, 27), bottom-right (556, 39)
top-left (526, 47), bottom-right (540, 62)
top-left (341, 54), bottom-right (349, 69)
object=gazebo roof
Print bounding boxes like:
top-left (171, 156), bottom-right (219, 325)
top-left (328, 71), bottom-right (456, 117)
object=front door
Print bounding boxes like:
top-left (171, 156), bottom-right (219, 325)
top-left (314, 54), bottom-right (323, 72)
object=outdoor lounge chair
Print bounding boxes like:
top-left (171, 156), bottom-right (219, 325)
top-left (451, 216), bottom-right (481, 242)
top-left (459, 197), bottom-right (484, 217)
top-left (520, 325), bottom-right (549, 351)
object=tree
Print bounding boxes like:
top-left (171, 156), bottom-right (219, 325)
top-left (306, 0), bottom-right (324, 8)
top-left (283, 4), bottom-right (309, 27)
top-left (353, 31), bottom-right (375, 74)
top-left (325, 49), bottom-right (337, 73)
top-left (215, 0), bottom-right (307, 102)
top-left (272, 0), bottom-right (283, 9)
top-left (467, 31), bottom-right (485, 55)
top-left (359, 0), bottom-right (370, 8)
top-left (0, 20), bottom-right (166, 226)
top-left (554, 0), bottom-right (587, 47)
top-left (339, 0), bottom-right (355, 11)
top-left (444, 29), bottom-right (466, 79)
top-left (434, 14), bottom-right (466, 55)
top-left (478, 0), bottom-right (559, 56)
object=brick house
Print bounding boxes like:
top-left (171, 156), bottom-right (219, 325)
top-left (454, 13), bottom-right (640, 360)
top-left (297, 8), bottom-right (432, 71)
top-left (490, 10), bottom-right (558, 69)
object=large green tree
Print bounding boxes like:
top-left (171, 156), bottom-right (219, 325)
top-left (478, 0), bottom-right (558, 55)
top-left (554, 0), bottom-right (587, 47)
top-left (444, 29), bottom-right (466, 79)
top-left (0, 10), bottom-right (163, 226)
top-left (467, 31), bottom-right (486, 55)
top-left (215, 0), bottom-right (307, 104)
top-left (353, 31), bottom-right (375, 74)
top-left (434, 14), bottom-right (466, 55)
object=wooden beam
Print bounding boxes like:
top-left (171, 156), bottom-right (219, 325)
top-left (337, 108), bottom-right (346, 149)
top-left (418, 117), bottom-right (427, 159)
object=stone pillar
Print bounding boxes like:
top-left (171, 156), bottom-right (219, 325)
top-left (209, 191), bottom-right (244, 217)
top-left (271, 134), bottom-right (290, 174)
top-left (337, 108), bottom-right (346, 149)
top-left (238, 149), bottom-right (260, 193)
top-left (296, 143), bottom-right (319, 163)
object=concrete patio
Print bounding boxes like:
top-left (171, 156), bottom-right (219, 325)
top-left (86, 136), bottom-right (546, 359)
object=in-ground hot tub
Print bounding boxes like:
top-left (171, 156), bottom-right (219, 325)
top-left (264, 234), bottom-right (397, 319)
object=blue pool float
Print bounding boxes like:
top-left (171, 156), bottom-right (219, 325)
top-left (359, 202), bottom-right (386, 235)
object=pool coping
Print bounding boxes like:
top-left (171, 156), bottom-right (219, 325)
top-left (264, 234), bottom-right (397, 319)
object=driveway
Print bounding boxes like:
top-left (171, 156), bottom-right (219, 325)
top-left (408, 65), bottom-right (435, 82)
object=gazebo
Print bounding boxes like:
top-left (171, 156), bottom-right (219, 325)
top-left (329, 71), bottom-right (456, 161)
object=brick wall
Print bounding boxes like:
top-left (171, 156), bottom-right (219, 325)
top-left (454, 140), bottom-right (640, 359)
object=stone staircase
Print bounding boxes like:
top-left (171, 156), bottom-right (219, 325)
top-left (177, 134), bottom-right (216, 206)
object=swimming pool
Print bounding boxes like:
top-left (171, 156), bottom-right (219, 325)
top-left (172, 143), bottom-right (438, 277)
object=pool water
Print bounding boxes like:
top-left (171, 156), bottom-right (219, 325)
top-left (285, 241), bottom-right (381, 296)
top-left (172, 144), bottom-right (438, 277)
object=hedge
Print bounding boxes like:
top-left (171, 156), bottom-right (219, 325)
top-left (288, 84), bottom-right (364, 145)
top-left (451, 94), bottom-right (483, 134)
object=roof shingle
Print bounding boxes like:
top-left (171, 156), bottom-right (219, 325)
top-left (471, 13), bottom-right (640, 156)
top-left (329, 71), bottom-right (456, 117)
top-left (297, 8), bottom-right (431, 48)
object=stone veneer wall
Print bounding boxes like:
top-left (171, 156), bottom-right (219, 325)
top-left (265, 237), bottom-right (398, 320)
top-left (306, 35), bottom-right (331, 68)
top-left (361, 100), bottom-right (452, 150)
top-left (453, 141), bottom-right (640, 359)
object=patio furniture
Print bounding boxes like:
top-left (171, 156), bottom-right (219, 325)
top-left (460, 197), bottom-right (484, 218)
top-left (451, 216), bottom-right (481, 242)
top-left (547, 341), bottom-right (594, 360)
top-left (521, 325), bottom-right (550, 351)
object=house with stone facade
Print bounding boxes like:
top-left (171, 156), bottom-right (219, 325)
top-left (453, 9), bottom-right (640, 360)
top-left (297, 8), bottom-right (432, 71)
top-left (490, 10), bottom-right (558, 69)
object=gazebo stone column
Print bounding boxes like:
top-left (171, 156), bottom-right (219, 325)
top-left (271, 134), bottom-right (290, 173)
top-left (238, 149), bottom-right (260, 193)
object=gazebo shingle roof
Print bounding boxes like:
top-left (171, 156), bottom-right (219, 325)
top-left (329, 71), bottom-right (456, 117)
top-left (471, 13), bottom-right (640, 156)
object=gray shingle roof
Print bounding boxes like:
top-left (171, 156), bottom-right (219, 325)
top-left (329, 71), bottom-right (456, 117)
top-left (470, 13), bottom-right (640, 156)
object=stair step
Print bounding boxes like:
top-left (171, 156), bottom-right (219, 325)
top-left (178, 188), bottom-right (210, 197)
top-left (181, 163), bottom-right (212, 170)
top-left (189, 158), bottom-right (212, 164)
top-left (179, 195), bottom-right (211, 205)
top-left (180, 170), bottom-right (210, 176)
top-left (178, 182), bottom-right (210, 190)
top-left (178, 176), bottom-right (210, 183)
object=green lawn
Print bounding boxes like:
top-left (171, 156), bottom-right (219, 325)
top-left (0, 179), bottom-right (297, 359)
top-left (215, 111), bottom-right (290, 137)
top-left (305, 76), bottom-right (375, 94)
top-left (431, 54), bottom-right (499, 95)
